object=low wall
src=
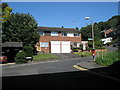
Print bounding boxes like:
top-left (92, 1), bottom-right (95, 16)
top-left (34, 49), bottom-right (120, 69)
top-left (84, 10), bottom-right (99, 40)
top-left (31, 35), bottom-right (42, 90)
top-left (90, 49), bottom-right (108, 52)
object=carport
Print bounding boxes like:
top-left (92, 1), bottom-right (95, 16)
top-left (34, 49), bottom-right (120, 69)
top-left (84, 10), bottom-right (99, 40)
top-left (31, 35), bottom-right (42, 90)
top-left (2, 42), bottom-right (23, 62)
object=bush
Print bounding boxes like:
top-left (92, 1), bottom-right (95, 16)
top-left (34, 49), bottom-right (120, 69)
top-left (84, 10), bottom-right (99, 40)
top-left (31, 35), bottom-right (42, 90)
top-left (15, 50), bottom-right (27, 64)
top-left (23, 46), bottom-right (33, 57)
top-left (74, 52), bottom-right (92, 57)
top-left (73, 49), bottom-right (78, 52)
top-left (81, 53), bottom-right (87, 57)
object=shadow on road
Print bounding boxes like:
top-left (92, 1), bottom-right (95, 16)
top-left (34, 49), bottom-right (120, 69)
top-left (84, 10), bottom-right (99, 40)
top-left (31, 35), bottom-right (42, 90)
top-left (2, 63), bottom-right (120, 88)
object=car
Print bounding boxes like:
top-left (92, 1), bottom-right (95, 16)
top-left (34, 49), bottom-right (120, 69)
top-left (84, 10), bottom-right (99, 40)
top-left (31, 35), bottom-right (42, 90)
top-left (0, 56), bottom-right (7, 64)
top-left (113, 41), bottom-right (120, 47)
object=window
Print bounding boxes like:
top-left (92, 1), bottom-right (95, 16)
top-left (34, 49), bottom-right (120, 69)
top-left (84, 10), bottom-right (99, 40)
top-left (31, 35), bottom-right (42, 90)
top-left (74, 33), bottom-right (79, 37)
top-left (40, 42), bottom-right (48, 47)
top-left (62, 33), bottom-right (67, 36)
top-left (51, 32), bottom-right (58, 36)
top-left (73, 43), bottom-right (80, 47)
top-left (38, 31), bottom-right (44, 36)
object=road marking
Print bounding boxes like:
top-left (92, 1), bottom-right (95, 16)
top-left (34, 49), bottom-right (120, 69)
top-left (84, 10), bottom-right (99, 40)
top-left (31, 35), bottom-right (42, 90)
top-left (73, 65), bottom-right (88, 71)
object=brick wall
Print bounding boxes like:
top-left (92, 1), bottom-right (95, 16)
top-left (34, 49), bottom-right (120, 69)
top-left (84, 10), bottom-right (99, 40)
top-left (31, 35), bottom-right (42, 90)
top-left (39, 33), bottom-right (81, 53)
top-left (41, 47), bottom-right (49, 53)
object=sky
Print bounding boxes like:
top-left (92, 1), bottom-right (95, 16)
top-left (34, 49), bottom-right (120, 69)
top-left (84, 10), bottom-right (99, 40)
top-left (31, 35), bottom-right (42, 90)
top-left (7, 2), bottom-right (119, 28)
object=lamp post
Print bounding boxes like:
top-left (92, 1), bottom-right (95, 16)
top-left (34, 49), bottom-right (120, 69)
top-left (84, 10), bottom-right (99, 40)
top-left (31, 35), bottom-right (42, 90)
top-left (85, 17), bottom-right (95, 61)
top-left (84, 17), bottom-right (95, 49)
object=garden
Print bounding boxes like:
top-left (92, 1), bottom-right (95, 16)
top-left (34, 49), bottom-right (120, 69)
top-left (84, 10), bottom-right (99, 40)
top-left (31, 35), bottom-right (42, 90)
top-left (15, 46), bottom-right (58, 64)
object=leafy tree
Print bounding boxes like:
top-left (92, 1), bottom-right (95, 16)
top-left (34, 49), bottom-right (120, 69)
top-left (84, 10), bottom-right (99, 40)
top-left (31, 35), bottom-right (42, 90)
top-left (76, 27), bottom-right (79, 30)
top-left (108, 15), bottom-right (120, 28)
top-left (0, 3), bottom-right (12, 22)
top-left (80, 25), bottom-right (92, 41)
top-left (93, 24), bottom-right (102, 41)
top-left (2, 13), bottom-right (39, 46)
top-left (97, 21), bottom-right (111, 31)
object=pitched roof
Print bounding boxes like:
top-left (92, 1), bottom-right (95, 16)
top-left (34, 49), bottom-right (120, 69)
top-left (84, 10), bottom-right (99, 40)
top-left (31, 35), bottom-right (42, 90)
top-left (37, 26), bottom-right (80, 33)
top-left (104, 29), bottom-right (114, 34)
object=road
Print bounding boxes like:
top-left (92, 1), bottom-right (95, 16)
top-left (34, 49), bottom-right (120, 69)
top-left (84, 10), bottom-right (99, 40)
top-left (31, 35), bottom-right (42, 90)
top-left (106, 46), bottom-right (118, 52)
top-left (2, 57), bottom-right (90, 77)
top-left (2, 56), bottom-right (120, 88)
top-left (2, 47), bottom-right (118, 77)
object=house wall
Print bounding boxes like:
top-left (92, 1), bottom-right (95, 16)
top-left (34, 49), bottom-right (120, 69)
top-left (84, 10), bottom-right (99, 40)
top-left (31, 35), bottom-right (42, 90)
top-left (39, 34), bottom-right (81, 42)
top-left (39, 35), bottom-right (81, 53)
top-left (38, 31), bottom-right (81, 53)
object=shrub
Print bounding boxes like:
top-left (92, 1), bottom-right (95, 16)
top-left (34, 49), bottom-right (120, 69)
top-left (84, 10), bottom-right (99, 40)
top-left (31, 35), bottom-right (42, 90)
top-left (81, 53), bottom-right (87, 57)
top-left (23, 46), bottom-right (33, 57)
top-left (15, 50), bottom-right (27, 64)
top-left (73, 48), bottom-right (78, 52)
top-left (74, 52), bottom-right (92, 57)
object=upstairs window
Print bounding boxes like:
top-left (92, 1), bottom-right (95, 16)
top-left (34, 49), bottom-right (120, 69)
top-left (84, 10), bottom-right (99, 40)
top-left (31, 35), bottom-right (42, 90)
top-left (74, 33), bottom-right (80, 37)
top-left (38, 31), bottom-right (44, 36)
top-left (62, 33), bottom-right (67, 36)
top-left (51, 32), bottom-right (58, 36)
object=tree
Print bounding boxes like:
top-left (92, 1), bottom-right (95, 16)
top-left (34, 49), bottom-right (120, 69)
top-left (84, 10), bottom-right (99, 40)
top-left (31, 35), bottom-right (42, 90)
top-left (80, 25), bottom-right (92, 41)
top-left (108, 15), bottom-right (120, 28)
top-left (97, 21), bottom-right (111, 31)
top-left (93, 23), bottom-right (102, 41)
top-left (2, 13), bottom-right (39, 46)
top-left (0, 3), bottom-right (12, 22)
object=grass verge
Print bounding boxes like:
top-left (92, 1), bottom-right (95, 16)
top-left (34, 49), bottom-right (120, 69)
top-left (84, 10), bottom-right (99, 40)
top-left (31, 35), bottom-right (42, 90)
top-left (95, 51), bottom-right (120, 66)
top-left (33, 53), bottom-right (59, 61)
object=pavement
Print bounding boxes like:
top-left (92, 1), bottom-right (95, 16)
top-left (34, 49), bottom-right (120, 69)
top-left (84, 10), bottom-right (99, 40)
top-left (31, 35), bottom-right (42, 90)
top-left (74, 60), bottom-right (104, 70)
top-left (73, 59), bottom-right (120, 82)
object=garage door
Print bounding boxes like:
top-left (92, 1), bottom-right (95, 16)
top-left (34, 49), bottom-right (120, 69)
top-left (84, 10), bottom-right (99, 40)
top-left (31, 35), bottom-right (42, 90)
top-left (61, 41), bottom-right (71, 53)
top-left (51, 41), bottom-right (71, 53)
top-left (51, 41), bottom-right (61, 53)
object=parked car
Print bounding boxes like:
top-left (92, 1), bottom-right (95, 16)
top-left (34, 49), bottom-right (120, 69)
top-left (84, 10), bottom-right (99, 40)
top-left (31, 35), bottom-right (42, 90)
top-left (113, 41), bottom-right (120, 47)
top-left (0, 56), bottom-right (7, 64)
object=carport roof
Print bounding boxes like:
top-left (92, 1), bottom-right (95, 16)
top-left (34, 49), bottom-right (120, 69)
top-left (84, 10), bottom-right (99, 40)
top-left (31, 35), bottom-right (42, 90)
top-left (1, 42), bottom-right (23, 47)
top-left (37, 26), bottom-right (80, 33)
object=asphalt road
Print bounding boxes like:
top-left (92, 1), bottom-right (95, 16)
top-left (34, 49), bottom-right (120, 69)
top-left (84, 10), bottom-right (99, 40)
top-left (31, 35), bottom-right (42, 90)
top-left (2, 57), bottom-right (87, 77)
top-left (2, 57), bottom-right (120, 88)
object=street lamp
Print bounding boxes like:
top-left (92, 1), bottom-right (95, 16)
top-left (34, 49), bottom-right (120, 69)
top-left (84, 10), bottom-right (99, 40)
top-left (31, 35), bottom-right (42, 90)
top-left (84, 17), bottom-right (95, 49)
top-left (85, 17), bottom-right (96, 61)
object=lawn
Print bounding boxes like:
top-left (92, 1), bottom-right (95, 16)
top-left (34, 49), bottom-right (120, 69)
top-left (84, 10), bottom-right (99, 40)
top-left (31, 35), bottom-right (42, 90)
top-left (33, 53), bottom-right (59, 61)
top-left (95, 51), bottom-right (120, 66)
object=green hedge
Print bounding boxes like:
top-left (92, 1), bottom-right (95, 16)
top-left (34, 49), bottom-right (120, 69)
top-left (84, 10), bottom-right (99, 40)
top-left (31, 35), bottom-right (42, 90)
top-left (74, 52), bottom-right (92, 57)
top-left (23, 46), bottom-right (33, 57)
top-left (15, 50), bottom-right (27, 64)
top-left (15, 46), bottom-right (33, 64)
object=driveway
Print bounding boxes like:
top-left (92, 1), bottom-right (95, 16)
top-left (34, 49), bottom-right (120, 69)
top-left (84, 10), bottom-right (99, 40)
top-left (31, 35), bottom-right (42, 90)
top-left (2, 56), bottom-right (93, 77)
